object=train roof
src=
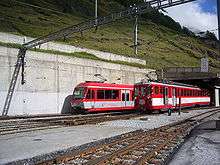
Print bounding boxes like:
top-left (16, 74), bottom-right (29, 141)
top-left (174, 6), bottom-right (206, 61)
top-left (76, 81), bottom-right (134, 89)
top-left (135, 81), bottom-right (201, 90)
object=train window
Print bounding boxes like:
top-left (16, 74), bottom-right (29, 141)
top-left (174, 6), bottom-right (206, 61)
top-left (175, 89), bottom-right (178, 97)
top-left (91, 90), bottom-right (95, 99)
top-left (164, 87), bottom-right (168, 96)
top-left (73, 87), bottom-right (85, 99)
top-left (105, 90), bottom-right (112, 99)
top-left (126, 93), bottom-right (130, 101)
top-left (160, 87), bottom-right (163, 94)
top-left (131, 91), bottom-right (134, 100)
top-left (86, 90), bottom-right (95, 99)
top-left (97, 90), bottom-right (104, 99)
top-left (86, 90), bottom-right (91, 99)
top-left (112, 90), bottom-right (119, 99)
top-left (122, 93), bottom-right (125, 101)
top-left (195, 90), bottom-right (198, 96)
top-left (155, 86), bottom-right (159, 95)
top-left (147, 86), bottom-right (152, 95)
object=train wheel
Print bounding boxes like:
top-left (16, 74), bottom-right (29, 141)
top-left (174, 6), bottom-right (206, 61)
top-left (158, 110), bottom-right (163, 114)
top-left (145, 110), bottom-right (152, 114)
top-left (139, 109), bottom-right (145, 114)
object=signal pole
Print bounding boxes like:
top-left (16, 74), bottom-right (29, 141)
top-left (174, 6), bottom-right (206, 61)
top-left (95, 0), bottom-right (98, 30)
top-left (133, 5), bottom-right (138, 55)
top-left (134, 15), bottom-right (138, 55)
top-left (217, 0), bottom-right (220, 40)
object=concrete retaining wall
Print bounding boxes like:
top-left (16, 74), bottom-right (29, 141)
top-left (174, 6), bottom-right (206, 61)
top-left (0, 46), bottom-right (154, 115)
top-left (0, 32), bottom-right (146, 65)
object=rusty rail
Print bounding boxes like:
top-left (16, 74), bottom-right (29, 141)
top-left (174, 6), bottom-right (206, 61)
top-left (37, 108), bottom-right (220, 165)
top-left (0, 112), bottom-right (140, 136)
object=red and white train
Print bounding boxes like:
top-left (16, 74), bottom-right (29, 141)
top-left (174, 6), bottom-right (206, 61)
top-left (134, 81), bottom-right (210, 112)
top-left (70, 81), bottom-right (134, 113)
top-left (70, 81), bottom-right (210, 113)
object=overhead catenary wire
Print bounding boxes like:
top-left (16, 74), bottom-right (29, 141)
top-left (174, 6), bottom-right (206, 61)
top-left (2, 0), bottom-right (197, 116)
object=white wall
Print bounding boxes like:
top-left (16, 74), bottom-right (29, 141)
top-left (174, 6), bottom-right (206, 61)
top-left (0, 46), bottom-right (154, 115)
top-left (215, 88), bottom-right (220, 107)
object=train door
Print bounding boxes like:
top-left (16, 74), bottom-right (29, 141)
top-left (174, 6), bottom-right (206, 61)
top-left (121, 90), bottom-right (130, 107)
top-left (86, 89), bottom-right (95, 109)
top-left (91, 89), bottom-right (95, 109)
top-left (163, 87), bottom-right (169, 106)
top-left (172, 88), bottom-right (177, 107)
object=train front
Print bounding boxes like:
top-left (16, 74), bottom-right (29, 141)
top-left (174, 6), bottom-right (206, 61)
top-left (70, 85), bottom-right (87, 113)
top-left (134, 83), bottom-right (152, 112)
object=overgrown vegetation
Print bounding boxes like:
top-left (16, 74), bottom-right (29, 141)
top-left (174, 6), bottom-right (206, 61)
top-left (0, 0), bottom-right (219, 71)
top-left (0, 41), bottom-right (146, 68)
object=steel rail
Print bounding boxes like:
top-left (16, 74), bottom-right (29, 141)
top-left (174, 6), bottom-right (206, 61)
top-left (36, 108), bottom-right (220, 165)
top-left (0, 112), bottom-right (141, 136)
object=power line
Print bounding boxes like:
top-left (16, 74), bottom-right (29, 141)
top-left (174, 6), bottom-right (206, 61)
top-left (11, 0), bottom-right (68, 16)
top-left (2, 0), bottom-right (197, 116)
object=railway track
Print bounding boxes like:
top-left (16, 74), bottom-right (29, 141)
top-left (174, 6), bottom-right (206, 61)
top-left (0, 112), bottom-right (141, 136)
top-left (0, 107), bottom-right (219, 136)
top-left (36, 108), bottom-right (220, 165)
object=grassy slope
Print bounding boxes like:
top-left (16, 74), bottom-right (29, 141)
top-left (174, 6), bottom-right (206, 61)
top-left (0, 0), bottom-right (219, 71)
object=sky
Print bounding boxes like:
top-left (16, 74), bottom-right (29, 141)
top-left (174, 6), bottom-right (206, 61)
top-left (166, 0), bottom-right (218, 38)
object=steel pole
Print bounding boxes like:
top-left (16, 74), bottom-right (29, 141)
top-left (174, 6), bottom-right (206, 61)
top-left (217, 0), bottom-right (220, 40)
top-left (95, 0), bottom-right (98, 26)
top-left (134, 16), bottom-right (138, 55)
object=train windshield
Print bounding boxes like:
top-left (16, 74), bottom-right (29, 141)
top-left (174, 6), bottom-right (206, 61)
top-left (73, 87), bottom-right (85, 99)
top-left (135, 85), bottom-right (151, 96)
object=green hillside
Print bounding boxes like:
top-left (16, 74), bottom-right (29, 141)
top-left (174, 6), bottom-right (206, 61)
top-left (0, 0), bottom-right (219, 71)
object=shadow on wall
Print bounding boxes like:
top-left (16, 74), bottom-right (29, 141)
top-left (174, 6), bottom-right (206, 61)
top-left (61, 95), bottom-right (73, 114)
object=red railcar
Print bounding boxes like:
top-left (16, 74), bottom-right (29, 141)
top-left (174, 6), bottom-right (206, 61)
top-left (134, 81), bottom-right (210, 112)
top-left (70, 82), bottom-right (134, 113)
